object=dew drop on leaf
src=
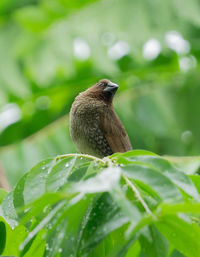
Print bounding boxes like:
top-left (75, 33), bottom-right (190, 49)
top-left (43, 206), bottom-right (48, 213)
top-left (24, 207), bottom-right (31, 213)
top-left (47, 223), bottom-right (52, 230)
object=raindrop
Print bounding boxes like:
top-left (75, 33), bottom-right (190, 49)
top-left (24, 207), bottom-right (31, 213)
top-left (181, 130), bottom-right (193, 144)
top-left (58, 248), bottom-right (63, 253)
top-left (43, 205), bottom-right (49, 213)
top-left (117, 163), bottom-right (124, 167)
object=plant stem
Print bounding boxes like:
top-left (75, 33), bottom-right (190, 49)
top-left (56, 153), bottom-right (152, 215)
top-left (123, 175), bottom-right (152, 215)
top-left (56, 153), bottom-right (105, 164)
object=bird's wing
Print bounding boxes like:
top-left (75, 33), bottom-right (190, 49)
top-left (99, 107), bottom-right (132, 153)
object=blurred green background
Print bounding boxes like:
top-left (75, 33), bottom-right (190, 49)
top-left (0, 0), bottom-right (200, 188)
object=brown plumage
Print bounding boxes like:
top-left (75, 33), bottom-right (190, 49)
top-left (69, 79), bottom-right (132, 158)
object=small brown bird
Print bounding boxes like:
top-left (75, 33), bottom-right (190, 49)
top-left (70, 79), bottom-right (132, 158)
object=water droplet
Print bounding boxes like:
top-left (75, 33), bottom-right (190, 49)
top-left (43, 206), bottom-right (49, 213)
top-left (181, 130), bottom-right (193, 144)
top-left (65, 163), bottom-right (69, 167)
top-left (24, 207), bottom-right (31, 213)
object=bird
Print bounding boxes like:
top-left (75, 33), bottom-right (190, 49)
top-left (69, 79), bottom-right (132, 158)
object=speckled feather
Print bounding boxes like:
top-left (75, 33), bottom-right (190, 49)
top-left (70, 79), bottom-right (132, 158)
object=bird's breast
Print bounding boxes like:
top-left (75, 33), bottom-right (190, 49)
top-left (69, 98), bottom-right (112, 157)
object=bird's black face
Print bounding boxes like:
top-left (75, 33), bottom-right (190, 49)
top-left (97, 79), bottom-right (119, 95)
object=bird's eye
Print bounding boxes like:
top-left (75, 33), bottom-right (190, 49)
top-left (99, 82), bottom-right (106, 87)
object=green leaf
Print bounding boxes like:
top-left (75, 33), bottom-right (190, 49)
top-left (1, 151), bottom-right (200, 257)
top-left (78, 193), bottom-right (130, 255)
top-left (1, 192), bottom-right (18, 228)
top-left (21, 230), bottom-right (46, 257)
top-left (111, 150), bottom-right (158, 159)
top-left (23, 158), bottom-right (55, 204)
top-left (139, 225), bottom-right (169, 257)
top-left (123, 155), bottom-right (200, 200)
top-left (0, 217), bottom-right (27, 256)
top-left (73, 167), bottom-right (121, 193)
top-left (45, 219), bottom-right (67, 257)
top-left (20, 200), bottom-right (66, 251)
top-left (155, 215), bottom-right (200, 257)
top-left (122, 164), bottom-right (182, 201)
top-left (46, 157), bottom-right (76, 192)
top-left (0, 188), bottom-right (7, 204)
top-left (0, 221), bottom-right (6, 254)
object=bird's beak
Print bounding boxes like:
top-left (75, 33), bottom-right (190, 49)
top-left (103, 82), bottom-right (119, 94)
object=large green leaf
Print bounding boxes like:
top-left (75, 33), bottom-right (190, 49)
top-left (1, 151), bottom-right (200, 257)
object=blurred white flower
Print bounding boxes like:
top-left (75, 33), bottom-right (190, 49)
top-left (143, 38), bottom-right (161, 60)
top-left (73, 38), bottom-right (91, 60)
top-left (179, 55), bottom-right (197, 72)
top-left (108, 41), bottom-right (130, 60)
top-left (165, 31), bottom-right (190, 54)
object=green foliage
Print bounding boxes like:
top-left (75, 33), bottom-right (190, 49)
top-left (1, 0), bottom-right (200, 187)
top-left (0, 150), bottom-right (200, 257)
top-left (0, 0), bottom-right (200, 255)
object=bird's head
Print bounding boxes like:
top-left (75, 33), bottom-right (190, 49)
top-left (97, 79), bottom-right (119, 94)
top-left (84, 79), bottom-right (119, 104)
